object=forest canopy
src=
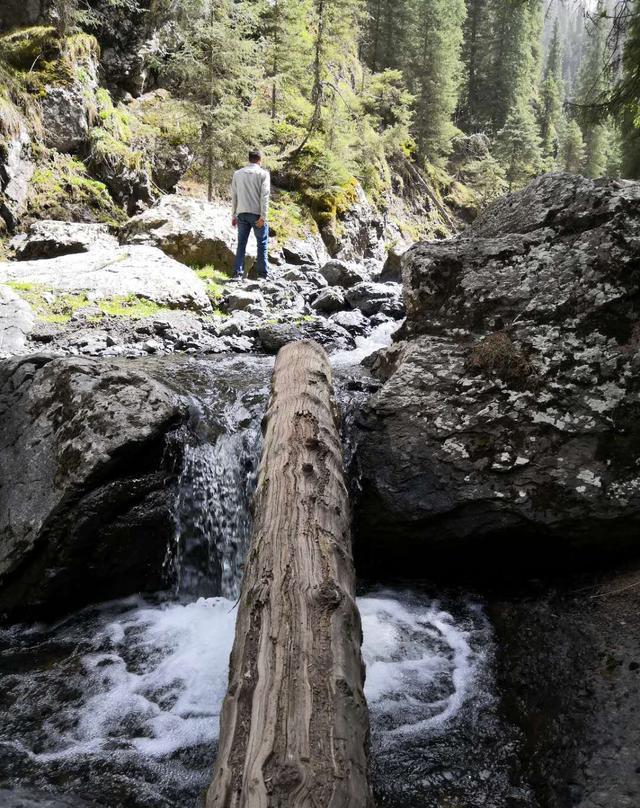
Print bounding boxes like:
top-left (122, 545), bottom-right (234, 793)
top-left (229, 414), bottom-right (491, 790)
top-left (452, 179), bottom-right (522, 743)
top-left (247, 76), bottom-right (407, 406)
top-left (25, 0), bottom-right (640, 203)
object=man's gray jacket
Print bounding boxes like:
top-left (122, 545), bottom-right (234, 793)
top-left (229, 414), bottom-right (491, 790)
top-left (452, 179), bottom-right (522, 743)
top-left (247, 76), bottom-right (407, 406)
top-left (231, 164), bottom-right (270, 219)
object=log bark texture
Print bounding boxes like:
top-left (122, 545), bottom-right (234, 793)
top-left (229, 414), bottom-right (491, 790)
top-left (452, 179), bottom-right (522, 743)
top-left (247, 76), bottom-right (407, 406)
top-left (207, 340), bottom-right (373, 808)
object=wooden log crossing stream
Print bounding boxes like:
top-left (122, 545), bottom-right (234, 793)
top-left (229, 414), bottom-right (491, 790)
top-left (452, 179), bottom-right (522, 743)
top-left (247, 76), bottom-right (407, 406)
top-left (206, 341), bottom-right (374, 808)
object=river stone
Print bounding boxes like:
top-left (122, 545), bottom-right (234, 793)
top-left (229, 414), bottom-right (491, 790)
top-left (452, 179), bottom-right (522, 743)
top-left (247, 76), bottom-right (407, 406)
top-left (355, 173), bottom-right (640, 577)
top-left (330, 308), bottom-right (369, 337)
top-left (319, 259), bottom-right (367, 288)
top-left (12, 220), bottom-right (119, 260)
top-left (0, 355), bottom-right (189, 620)
top-left (121, 194), bottom-right (257, 272)
top-left (311, 286), bottom-right (347, 314)
top-left (0, 245), bottom-right (212, 312)
top-left (224, 288), bottom-right (265, 313)
top-left (0, 285), bottom-right (34, 356)
top-left (346, 281), bottom-right (404, 318)
top-left (281, 236), bottom-right (329, 267)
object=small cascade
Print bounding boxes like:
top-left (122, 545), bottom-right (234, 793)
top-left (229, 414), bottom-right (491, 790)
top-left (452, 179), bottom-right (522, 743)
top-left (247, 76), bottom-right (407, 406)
top-left (169, 401), bottom-right (260, 599)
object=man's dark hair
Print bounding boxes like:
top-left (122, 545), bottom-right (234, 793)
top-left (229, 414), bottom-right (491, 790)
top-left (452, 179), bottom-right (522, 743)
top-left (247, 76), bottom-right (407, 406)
top-left (248, 149), bottom-right (262, 163)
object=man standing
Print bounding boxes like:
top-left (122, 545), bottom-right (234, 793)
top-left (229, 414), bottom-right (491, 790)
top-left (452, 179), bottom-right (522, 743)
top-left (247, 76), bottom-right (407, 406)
top-left (231, 149), bottom-right (270, 279)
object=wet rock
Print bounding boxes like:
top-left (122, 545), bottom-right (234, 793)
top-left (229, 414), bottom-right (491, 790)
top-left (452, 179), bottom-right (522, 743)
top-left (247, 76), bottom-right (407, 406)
top-left (257, 318), bottom-right (353, 354)
top-left (378, 246), bottom-right (406, 283)
top-left (11, 221), bottom-right (119, 260)
top-left (121, 195), bottom-right (256, 273)
top-left (330, 309), bottom-right (369, 337)
top-left (257, 322), bottom-right (304, 353)
top-left (355, 173), bottom-right (640, 577)
top-left (311, 286), bottom-right (347, 314)
top-left (0, 131), bottom-right (34, 232)
top-left (0, 789), bottom-right (102, 808)
top-left (319, 259), bottom-right (367, 288)
top-left (346, 281), bottom-right (404, 318)
top-left (0, 246), bottom-right (212, 312)
top-left (0, 286), bottom-right (34, 356)
top-left (0, 355), bottom-right (189, 620)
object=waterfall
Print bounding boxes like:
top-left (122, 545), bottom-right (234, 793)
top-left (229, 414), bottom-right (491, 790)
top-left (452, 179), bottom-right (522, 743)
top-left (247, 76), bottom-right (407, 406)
top-left (169, 401), bottom-right (260, 599)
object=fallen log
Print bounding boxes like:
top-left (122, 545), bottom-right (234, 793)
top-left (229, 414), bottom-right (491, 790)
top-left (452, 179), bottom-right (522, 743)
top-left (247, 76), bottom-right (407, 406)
top-left (207, 340), bottom-right (373, 808)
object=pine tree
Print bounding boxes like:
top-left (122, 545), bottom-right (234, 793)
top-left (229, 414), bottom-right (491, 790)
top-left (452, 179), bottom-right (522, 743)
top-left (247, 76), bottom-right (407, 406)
top-left (561, 119), bottom-right (586, 173)
top-left (265, 0), bottom-right (313, 123)
top-left (162, 0), bottom-right (264, 199)
top-left (458, 0), bottom-right (493, 131)
top-left (486, 0), bottom-right (543, 131)
top-left (495, 102), bottom-right (543, 190)
top-left (364, 0), bottom-right (412, 72)
top-left (404, 0), bottom-right (467, 161)
top-left (539, 18), bottom-right (564, 164)
top-left (576, 2), bottom-right (610, 178)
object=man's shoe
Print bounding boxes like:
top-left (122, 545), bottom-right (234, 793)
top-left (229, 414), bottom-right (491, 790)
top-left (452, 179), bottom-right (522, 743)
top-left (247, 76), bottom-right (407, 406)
top-left (229, 274), bottom-right (243, 282)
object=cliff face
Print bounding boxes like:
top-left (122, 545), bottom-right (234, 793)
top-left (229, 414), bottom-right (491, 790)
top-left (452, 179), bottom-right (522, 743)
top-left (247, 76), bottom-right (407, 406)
top-left (355, 173), bottom-right (640, 577)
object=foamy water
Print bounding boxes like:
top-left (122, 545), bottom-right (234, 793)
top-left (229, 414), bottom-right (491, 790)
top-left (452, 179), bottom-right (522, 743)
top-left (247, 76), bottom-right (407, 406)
top-left (0, 591), bottom-right (484, 771)
top-left (330, 319), bottom-right (401, 366)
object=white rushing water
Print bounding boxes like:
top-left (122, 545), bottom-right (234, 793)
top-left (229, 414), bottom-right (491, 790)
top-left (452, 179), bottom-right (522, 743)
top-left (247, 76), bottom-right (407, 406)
top-left (330, 319), bottom-right (401, 367)
top-left (1, 592), bottom-right (485, 766)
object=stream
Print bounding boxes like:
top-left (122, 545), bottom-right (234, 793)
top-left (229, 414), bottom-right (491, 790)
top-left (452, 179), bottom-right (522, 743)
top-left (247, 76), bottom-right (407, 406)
top-left (0, 327), bottom-right (564, 808)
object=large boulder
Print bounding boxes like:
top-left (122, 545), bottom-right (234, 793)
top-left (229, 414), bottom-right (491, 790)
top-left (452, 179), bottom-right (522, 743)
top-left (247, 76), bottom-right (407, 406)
top-left (0, 285), bottom-right (34, 356)
top-left (355, 174), bottom-right (640, 576)
top-left (11, 220), bottom-right (119, 260)
top-left (0, 355), bottom-right (188, 619)
top-left (121, 194), bottom-right (257, 272)
top-left (0, 245), bottom-right (212, 312)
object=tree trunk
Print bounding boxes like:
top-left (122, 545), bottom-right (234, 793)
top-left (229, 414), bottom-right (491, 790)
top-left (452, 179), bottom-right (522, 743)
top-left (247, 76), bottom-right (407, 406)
top-left (206, 341), bottom-right (373, 808)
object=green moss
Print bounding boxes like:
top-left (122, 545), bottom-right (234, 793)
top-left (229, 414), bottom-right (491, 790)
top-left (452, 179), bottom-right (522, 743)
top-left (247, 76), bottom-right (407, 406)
top-left (0, 27), bottom-right (99, 97)
top-left (269, 191), bottom-right (319, 247)
top-left (28, 151), bottom-right (125, 226)
top-left (128, 90), bottom-right (200, 150)
top-left (193, 265), bottom-right (229, 304)
top-left (7, 282), bottom-right (169, 321)
top-left (6, 281), bottom-right (90, 322)
top-left (98, 295), bottom-right (164, 318)
top-left (302, 176), bottom-right (360, 229)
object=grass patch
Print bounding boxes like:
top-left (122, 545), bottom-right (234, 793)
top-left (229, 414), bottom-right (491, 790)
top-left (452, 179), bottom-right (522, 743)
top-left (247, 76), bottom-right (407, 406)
top-left (6, 281), bottom-right (90, 322)
top-left (467, 332), bottom-right (533, 384)
top-left (194, 265), bottom-right (229, 304)
top-left (97, 295), bottom-right (164, 318)
top-left (7, 282), bottom-right (168, 321)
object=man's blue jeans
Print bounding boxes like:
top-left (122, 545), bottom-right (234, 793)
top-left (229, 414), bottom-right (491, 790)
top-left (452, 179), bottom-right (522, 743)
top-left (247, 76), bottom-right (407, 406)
top-left (234, 212), bottom-right (268, 278)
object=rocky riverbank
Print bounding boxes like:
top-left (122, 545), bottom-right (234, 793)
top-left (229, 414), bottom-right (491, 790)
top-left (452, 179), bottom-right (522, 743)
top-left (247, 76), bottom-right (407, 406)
top-left (354, 173), bottom-right (640, 578)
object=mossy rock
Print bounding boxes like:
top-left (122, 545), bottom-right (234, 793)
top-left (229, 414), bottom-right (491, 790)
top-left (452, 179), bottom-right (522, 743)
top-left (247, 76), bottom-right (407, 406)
top-left (0, 27), bottom-right (99, 95)
top-left (6, 282), bottom-right (170, 322)
top-left (27, 150), bottom-right (125, 227)
top-left (269, 191), bottom-right (319, 248)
